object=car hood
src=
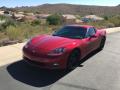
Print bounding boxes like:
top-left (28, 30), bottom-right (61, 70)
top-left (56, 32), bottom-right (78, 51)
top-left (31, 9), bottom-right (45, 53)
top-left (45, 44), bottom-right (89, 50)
top-left (29, 35), bottom-right (79, 52)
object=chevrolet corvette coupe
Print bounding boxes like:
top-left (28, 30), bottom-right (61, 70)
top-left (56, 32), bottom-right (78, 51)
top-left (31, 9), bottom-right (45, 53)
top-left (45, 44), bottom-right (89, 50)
top-left (23, 25), bottom-right (106, 69)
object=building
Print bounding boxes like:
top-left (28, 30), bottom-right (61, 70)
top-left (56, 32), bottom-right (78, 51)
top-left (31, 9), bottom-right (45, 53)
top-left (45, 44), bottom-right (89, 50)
top-left (35, 14), bottom-right (50, 24)
top-left (0, 10), bottom-right (4, 15)
top-left (62, 14), bottom-right (76, 24)
top-left (36, 14), bottom-right (50, 19)
top-left (25, 13), bottom-right (34, 16)
top-left (23, 15), bottom-right (37, 22)
top-left (13, 13), bottom-right (25, 21)
top-left (75, 19), bottom-right (84, 24)
top-left (18, 12), bottom-right (24, 14)
top-left (22, 13), bottom-right (36, 22)
top-left (82, 15), bottom-right (104, 22)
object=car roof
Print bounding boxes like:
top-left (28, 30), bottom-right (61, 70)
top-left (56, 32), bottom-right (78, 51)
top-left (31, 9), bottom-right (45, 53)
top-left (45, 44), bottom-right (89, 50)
top-left (65, 24), bottom-right (93, 29)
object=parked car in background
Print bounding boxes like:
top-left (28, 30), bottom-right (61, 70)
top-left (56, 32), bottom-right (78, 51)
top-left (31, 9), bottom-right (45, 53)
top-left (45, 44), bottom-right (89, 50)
top-left (23, 25), bottom-right (106, 69)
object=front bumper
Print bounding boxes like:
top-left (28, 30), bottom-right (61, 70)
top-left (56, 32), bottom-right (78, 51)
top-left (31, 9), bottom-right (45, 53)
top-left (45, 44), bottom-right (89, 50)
top-left (23, 47), bottom-right (68, 69)
top-left (23, 56), bottom-right (65, 69)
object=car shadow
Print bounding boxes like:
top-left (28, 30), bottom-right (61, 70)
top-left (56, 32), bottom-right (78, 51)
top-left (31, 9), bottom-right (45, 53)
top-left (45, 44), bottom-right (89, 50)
top-left (77, 49), bottom-right (101, 67)
top-left (7, 49), bottom-right (101, 87)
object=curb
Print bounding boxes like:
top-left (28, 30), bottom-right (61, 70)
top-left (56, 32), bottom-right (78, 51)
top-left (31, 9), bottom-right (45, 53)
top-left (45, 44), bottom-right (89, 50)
top-left (105, 27), bottom-right (120, 34)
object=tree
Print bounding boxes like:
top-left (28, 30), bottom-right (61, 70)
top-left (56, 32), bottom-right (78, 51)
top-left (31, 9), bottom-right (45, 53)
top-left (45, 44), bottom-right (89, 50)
top-left (47, 14), bottom-right (63, 25)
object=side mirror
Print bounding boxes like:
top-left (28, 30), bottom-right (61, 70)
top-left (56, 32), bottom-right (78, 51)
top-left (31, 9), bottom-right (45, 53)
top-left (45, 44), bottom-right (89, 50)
top-left (52, 30), bottom-right (57, 36)
top-left (90, 34), bottom-right (96, 38)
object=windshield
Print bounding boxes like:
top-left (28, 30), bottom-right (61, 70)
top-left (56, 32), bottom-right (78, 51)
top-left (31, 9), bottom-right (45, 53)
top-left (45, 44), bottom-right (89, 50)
top-left (53, 26), bottom-right (87, 39)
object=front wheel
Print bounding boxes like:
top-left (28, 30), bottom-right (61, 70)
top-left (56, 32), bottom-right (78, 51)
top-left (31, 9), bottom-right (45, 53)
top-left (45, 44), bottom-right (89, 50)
top-left (99, 36), bottom-right (106, 50)
top-left (67, 49), bottom-right (80, 69)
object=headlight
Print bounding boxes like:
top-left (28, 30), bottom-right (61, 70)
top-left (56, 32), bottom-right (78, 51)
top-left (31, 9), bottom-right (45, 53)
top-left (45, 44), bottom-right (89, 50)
top-left (48, 47), bottom-right (66, 56)
top-left (24, 39), bottom-right (32, 48)
top-left (27, 39), bottom-right (31, 45)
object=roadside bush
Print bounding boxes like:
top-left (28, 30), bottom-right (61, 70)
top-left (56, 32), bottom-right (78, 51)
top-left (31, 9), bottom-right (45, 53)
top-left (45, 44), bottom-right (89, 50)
top-left (6, 26), bottom-right (24, 42)
top-left (5, 23), bottom-right (54, 42)
top-left (105, 23), bottom-right (115, 28)
top-left (0, 18), bottom-right (17, 32)
top-left (108, 15), bottom-right (120, 27)
top-left (87, 21), bottom-right (106, 28)
top-left (0, 15), bottom-right (6, 20)
top-left (0, 32), bottom-right (7, 40)
top-left (103, 16), bottom-right (109, 20)
top-left (87, 20), bottom-right (116, 28)
top-left (47, 14), bottom-right (63, 25)
top-left (31, 19), bottom-right (41, 26)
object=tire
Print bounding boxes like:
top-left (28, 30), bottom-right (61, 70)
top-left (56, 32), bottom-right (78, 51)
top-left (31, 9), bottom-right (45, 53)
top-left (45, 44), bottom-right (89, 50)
top-left (99, 36), bottom-right (106, 50)
top-left (67, 49), bottom-right (80, 69)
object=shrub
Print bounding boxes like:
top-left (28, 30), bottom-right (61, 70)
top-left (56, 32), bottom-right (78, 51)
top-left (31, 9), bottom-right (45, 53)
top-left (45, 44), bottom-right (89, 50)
top-left (0, 15), bottom-right (6, 20)
top-left (47, 14), bottom-right (63, 25)
top-left (31, 20), bottom-right (41, 26)
top-left (0, 18), bottom-right (17, 32)
top-left (0, 32), bottom-right (7, 40)
top-left (106, 23), bottom-right (115, 28)
top-left (103, 16), bottom-right (109, 20)
top-left (5, 23), bottom-right (54, 42)
top-left (108, 15), bottom-right (120, 27)
top-left (6, 26), bottom-right (24, 41)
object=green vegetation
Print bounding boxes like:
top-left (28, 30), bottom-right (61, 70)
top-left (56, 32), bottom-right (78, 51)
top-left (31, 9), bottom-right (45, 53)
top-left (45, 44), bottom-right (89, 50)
top-left (4, 23), bottom-right (56, 41)
top-left (31, 19), bottom-right (41, 26)
top-left (0, 16), bottom-right (17, 32)
top-left (47, 14), bottom-right (63, 25)
top-left (87, 15), bottom-right (120, 28)
top-left (0, 12), bottom-right (120, 46)
top-left (0, 15), bottom-right (6, 20)
top-left (0, 15), bottom-right (61, 46)
top-left (108, 15), bottom-right (120, 27)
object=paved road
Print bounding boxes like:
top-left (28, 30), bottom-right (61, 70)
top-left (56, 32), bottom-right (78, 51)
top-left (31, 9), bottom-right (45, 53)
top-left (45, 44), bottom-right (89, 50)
top-left (0, 32), bottom-right (120, 90)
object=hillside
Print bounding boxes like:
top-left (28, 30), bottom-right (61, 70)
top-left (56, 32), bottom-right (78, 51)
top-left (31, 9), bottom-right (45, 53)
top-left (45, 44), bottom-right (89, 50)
top-left (14, 4), bottom-right (120, 16)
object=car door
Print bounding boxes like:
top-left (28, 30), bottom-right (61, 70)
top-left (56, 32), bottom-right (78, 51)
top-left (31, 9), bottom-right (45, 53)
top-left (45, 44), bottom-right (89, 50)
top-left (84, 27), bottom-right (99, 53)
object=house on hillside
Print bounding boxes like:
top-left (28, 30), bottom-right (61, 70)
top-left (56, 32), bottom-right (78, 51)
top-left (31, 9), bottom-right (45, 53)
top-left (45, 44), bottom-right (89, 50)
top-left (18, 12), bottom-right (24, 14)
top-left (36, 14), bottom-right (50, 19)
top-left (82, 15), bottom-right (104, 22)
top-left (25, 13), bottom-right (34, 16)
top-left (62, 14), bottom-right (76, 24)
top-left (21, 12), bottom-right (37, 22)
top-left (75, 19), bottom-right (84, 24)
top-left (35, 14), bottom-right (50, 24)
top-left (23, 15), bottom-right (37, 22)
top-left (13, 13), bottom-right (25, 21)
top-left (4, 10), bottom-right (12, 17)
top-left (0, 10), bottom-right (4, 15)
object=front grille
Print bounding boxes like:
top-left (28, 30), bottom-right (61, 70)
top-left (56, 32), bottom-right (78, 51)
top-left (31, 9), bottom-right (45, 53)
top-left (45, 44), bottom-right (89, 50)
top-left (26, 59), bottom-right (47, 66)
top-left (24, 47), bottom-right (47, 58)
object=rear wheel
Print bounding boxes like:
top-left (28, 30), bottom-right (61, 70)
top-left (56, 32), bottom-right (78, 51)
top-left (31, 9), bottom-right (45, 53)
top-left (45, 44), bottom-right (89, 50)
top-left (99, 36), bottom-right (106, 50)
top-left (67, 49), bottom-right (80, 69)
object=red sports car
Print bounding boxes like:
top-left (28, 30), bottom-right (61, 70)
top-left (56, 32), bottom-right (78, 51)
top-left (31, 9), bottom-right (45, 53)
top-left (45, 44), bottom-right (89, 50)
top-left (23, 25), bottom-right (106, 69)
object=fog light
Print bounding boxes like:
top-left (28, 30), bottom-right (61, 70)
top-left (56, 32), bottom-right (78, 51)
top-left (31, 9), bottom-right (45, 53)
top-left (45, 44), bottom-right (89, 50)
top-left (53, 63), bottom-right (59, 66)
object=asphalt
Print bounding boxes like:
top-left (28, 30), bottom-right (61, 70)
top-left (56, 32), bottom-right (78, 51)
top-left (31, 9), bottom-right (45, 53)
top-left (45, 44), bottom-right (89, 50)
top-left (0, 32), bottom-right (120, 90)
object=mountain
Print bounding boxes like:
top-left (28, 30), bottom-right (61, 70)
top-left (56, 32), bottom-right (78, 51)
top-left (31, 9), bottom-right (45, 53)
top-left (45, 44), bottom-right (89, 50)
top-left (14, 4), bottom-right (120, 16)
top-left (117, 4), bottom-right (120, 7)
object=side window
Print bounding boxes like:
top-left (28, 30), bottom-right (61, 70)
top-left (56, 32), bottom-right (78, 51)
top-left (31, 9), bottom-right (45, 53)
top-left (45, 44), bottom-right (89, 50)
top-left (92, 27), bottom-right (96, 33)
top-left (85, 27), bottom-right (96, 38)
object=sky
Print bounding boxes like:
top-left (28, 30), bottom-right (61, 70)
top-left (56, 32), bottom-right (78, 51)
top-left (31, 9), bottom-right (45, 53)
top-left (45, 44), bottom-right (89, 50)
top-left (0, 0), bottom-right (120, 7)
